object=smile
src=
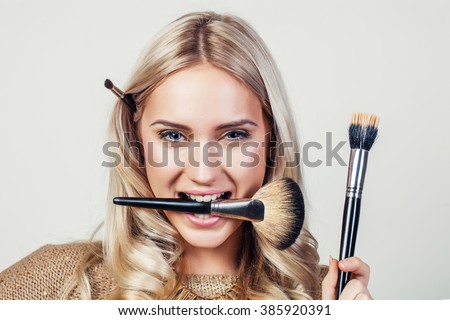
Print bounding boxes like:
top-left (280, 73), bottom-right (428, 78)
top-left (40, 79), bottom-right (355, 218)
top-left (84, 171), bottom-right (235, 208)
top-left (178, 191), bottom-right (231, 202)
top-left (178, 191), bottom-right (232, 219)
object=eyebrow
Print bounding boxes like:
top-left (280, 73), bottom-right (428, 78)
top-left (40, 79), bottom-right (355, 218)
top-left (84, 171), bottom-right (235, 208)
top-left (149, 119), bottom-right (258, 130)
top-left (216, 119), bottom-right (258, 130)
top-left (149, 120), bottom-right (190, 131)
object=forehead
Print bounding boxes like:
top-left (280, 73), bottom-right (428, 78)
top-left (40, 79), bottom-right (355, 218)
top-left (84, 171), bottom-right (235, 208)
top-left (142, 64), bottom-right (265, 128)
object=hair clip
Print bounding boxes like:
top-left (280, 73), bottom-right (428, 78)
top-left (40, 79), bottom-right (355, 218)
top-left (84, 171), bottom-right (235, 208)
top-left (104, 79), bottom-right (137, 113)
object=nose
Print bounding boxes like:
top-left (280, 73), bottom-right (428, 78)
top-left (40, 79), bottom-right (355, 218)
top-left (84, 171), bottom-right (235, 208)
top-left (184, 141), bottom-right (223, 185)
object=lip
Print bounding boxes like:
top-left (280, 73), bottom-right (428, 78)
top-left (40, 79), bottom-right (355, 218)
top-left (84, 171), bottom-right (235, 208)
top-left (180, 190), bottom-right (229, 196)
top-left (186, 213), bottom-right (221, 227)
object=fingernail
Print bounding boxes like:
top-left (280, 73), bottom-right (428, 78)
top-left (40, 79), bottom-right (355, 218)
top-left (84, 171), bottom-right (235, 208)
top-left (339, 258), bottom-right (351, 268)
top-left (329, 255), bottom-right (334, 265)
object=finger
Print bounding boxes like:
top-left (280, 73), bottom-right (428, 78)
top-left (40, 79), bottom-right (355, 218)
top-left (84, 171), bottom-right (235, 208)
top-left (338, 256), bottom-right (370, 286)
top-left (321, 256), bottom-right (339, 300)
top-left (355, 292), bottom-right (373, 300)
top-left (338, 279), bottom-right (373, 300)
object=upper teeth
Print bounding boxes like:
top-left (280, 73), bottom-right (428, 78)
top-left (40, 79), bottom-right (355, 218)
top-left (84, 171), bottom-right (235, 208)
top-left (185, 192), bottom-right (225, 202)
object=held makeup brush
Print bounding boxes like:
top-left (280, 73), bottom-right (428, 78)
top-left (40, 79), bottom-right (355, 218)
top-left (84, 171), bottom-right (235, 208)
top-left (336, 113), bottom-right (379, 299)
top-left (104, 79), bottom-right (137, 113)
top-left (113, 197), bottom-right (265, 221)
top-left (113, 177), bottom-right (304, 250)
top-left (251, 177), bottom-right (304, 250)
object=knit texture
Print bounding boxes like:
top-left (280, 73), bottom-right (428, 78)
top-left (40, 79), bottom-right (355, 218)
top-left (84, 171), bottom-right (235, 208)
top-left (0, 243), bottom-right (328, 300)
top-left (184, 274), bottom-right (239, 299)
top-left (0, 242), bottom-right (112, 300)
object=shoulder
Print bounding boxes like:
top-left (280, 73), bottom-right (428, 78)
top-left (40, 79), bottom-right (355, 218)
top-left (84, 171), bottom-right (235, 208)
top-left (0, 242), bottom-right (112, 299)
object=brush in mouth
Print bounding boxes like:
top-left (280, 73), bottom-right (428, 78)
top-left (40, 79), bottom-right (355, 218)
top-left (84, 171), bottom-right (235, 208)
top-left (177, 191), bottom-right (232, 219)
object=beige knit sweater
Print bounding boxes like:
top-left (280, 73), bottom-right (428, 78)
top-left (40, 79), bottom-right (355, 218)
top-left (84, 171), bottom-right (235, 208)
top-left (0, 242), bottom-right (327, 300)
top-left (0, 243), bottom-right (112, 299)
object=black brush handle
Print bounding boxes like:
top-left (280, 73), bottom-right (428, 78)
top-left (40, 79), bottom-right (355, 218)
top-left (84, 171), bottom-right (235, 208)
top-left (123, 93), bottom-right (137, 112)
top-left (113, 197), bottom-right (265, 222)
top-left (336, 196), bottom-right (361, 298)
top-left (104, 79), bottom-right (137, 113)
top-left (113, 197), bottom-right (211, 213)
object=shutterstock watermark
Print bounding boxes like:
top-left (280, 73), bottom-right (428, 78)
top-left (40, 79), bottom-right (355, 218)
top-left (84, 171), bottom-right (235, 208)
top-left (302, 132), bottom-right (346, 167)
top-left (102, 132), bottom-right (347, 168)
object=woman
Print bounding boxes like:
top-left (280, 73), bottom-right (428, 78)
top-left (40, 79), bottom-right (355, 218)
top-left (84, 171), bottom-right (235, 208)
top-left (0, 11), bottom-right (371, 300)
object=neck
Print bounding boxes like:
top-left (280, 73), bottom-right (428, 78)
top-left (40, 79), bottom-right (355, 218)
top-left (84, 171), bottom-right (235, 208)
top-left (183, 247), bottom-right (237, 275)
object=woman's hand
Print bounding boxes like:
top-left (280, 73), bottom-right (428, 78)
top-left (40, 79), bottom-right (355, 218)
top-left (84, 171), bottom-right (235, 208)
top-left (322, 256), bottom-right (373, 300)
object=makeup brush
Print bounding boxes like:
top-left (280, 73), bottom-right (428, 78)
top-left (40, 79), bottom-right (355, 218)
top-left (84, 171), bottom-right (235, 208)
top-left (251, 177), bottom-right (304, 250)
top-left (336, 112), bottom-right (379, 299)
top-left (113, 177), bottom-right (304, 250)
top-left (104, 78), bottom-right (137, 112)
top-left (113, 197), bottom-right (265, 221)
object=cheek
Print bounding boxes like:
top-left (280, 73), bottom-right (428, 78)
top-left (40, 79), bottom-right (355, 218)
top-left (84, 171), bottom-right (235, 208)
top-left (226, 142), bottom-right (266, 170)
top-left (142, 140), bottom-right (185, 197)
top-left (164, 211), bottom-right (183, 230)
top-left (225, 142), bottom-right (267, 197)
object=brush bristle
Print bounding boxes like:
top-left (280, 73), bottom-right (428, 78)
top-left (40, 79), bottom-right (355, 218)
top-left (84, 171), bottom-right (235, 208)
top-left (251, 177), bottom-right (304, 250)
top-left (104, 79), bottom-right (113, 89)
top-left (349, 113), bottom-right (379, 150)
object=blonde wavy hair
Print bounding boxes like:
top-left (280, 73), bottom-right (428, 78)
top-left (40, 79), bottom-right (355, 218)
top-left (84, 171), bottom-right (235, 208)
top-left (67, 11), bottom-right (320, 300)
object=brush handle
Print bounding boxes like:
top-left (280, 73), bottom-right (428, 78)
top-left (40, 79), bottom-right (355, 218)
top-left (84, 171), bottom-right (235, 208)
top-left (336, 149), bottom-right (368, 299)
top-left (104, 79), bottom-right (137, 112)
top-left (113, 197), bottom-right (211, 213)
top-left (112, 197), bottom-right (264, 221)
top-left (336, 196), bottom-right (361, 298)
top-left (123, 93), bottom-right (137, 112)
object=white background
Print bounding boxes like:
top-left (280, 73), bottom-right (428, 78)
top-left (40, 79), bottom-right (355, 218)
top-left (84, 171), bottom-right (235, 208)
top-left (0, 0), bottom-right (449, 299)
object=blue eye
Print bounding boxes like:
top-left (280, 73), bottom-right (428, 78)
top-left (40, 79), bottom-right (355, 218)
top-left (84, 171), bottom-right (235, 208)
top-left (159, 130), bottom-right (187, 142)
top-left (223, 130), bottom-right (250, 140)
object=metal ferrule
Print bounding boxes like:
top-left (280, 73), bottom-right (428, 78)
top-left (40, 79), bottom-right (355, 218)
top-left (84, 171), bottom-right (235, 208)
top-left (211, 199), bottom-right (264, 222)
top-left (110, 85), bottom-right (125, 99)
top-left (346, 149), bottom-right (369, 198)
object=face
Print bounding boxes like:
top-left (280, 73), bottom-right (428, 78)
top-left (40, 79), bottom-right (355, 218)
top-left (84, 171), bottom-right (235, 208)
top-left (139, 63), bottom-right (269, 251)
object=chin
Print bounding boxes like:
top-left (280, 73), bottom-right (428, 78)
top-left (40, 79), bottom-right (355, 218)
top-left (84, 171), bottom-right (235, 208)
top-left (179, 223), bottom-right (244, 250)
top-left (183, 234), bottom-right (232, 249)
